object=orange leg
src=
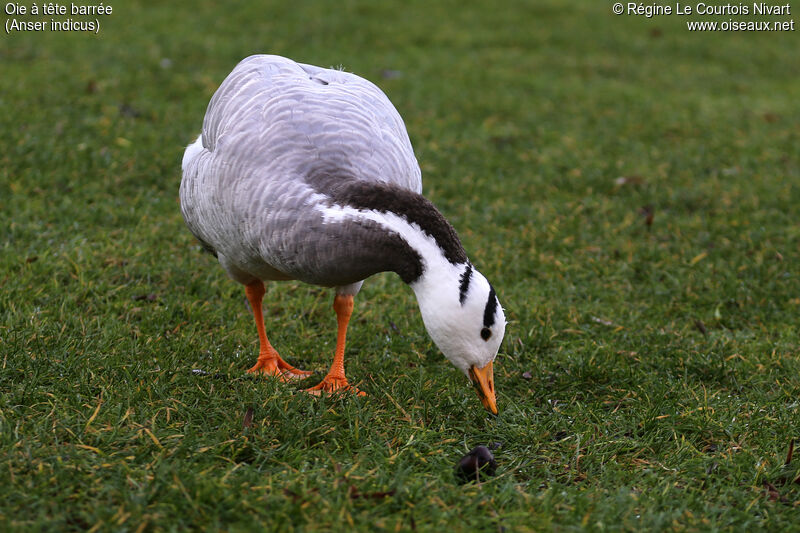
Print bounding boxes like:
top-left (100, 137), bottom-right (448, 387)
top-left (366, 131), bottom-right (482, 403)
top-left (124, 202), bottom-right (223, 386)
top-left (245, 280), bottom-right (312, 380)
top-left (305, 294), bottom-right (366, 396)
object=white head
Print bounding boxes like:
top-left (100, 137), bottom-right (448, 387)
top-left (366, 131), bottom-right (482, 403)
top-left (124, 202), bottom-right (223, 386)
top-left (411, 261), bottom-right (506, 414)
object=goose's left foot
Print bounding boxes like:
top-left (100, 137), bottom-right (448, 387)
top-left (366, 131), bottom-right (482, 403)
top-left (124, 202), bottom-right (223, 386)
top-left (305, 375), bottom-right (366, 396)
top-left (247, 349), bottom-right (312, 381)
top-left (304, 293), bottom-right (366, 397)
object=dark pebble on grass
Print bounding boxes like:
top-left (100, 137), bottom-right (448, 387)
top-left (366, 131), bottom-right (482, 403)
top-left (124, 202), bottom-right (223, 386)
top-left (455, 445), bottom-right (497, 484)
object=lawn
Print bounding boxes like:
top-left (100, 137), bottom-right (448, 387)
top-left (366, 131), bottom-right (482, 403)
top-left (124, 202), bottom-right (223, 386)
top-left (2, 0), bottom-right (799, 530)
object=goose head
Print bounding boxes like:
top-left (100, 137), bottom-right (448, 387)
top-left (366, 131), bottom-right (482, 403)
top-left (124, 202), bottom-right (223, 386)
top-left (412, 262), bottom-right (506, 414)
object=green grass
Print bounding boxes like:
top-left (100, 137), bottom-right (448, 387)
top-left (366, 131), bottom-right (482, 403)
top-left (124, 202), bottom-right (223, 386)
top-left (2, 0), bottom-right (799, 530)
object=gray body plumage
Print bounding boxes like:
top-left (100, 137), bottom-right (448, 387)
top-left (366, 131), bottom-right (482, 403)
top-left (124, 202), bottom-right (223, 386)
top-left (180, 55), bottom-right (423, 288)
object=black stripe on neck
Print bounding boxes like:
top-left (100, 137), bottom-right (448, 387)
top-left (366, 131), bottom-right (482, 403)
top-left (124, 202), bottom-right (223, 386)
top-left (306, 170), bottom-right (468, 265)
top-left (458, 262), bottom-right (472, 305)
top-left (483, 284), bottom-right (498, 328)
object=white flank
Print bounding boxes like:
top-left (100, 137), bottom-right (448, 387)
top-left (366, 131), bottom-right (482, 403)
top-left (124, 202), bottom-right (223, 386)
top-left (182, 134), bottom-right (204, 172)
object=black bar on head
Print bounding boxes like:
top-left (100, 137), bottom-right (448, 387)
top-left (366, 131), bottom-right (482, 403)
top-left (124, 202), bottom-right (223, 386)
top-left (483, 284), bottom-right (497, 328)
top-left (458, 262), bottom-right (473, 305)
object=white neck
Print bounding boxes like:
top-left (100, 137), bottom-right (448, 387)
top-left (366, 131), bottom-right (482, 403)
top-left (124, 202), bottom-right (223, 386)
top-left (316, 202), bottom-right (498, 372)
top-left (316, 201), bottom-right (459, 285)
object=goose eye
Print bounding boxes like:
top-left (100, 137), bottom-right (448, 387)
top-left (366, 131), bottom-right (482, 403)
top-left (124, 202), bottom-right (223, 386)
top-left (480, 327), bottom-right (492, 341)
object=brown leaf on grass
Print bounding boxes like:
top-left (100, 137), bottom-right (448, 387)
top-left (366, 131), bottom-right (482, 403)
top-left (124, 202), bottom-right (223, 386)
top-left (786, 439), bottom-right (794, 466)
top-left (86, 80), bottom-right (97, 94)
top-left (581, 246), bottom-right (603, 254)
top-left (283, 488), bottom-right (300, 503)
top-left (132, 293), bottom-right (157, 302)
top-left (103, 257), bottom-right (128, 267)
top-left (348, 486), bottom-right (396, 500)
top-left (694, 319), bottom-right (708, 336)
top-left (639, 205), bottom-right (654, 227)
top-left (763, 112), bottom-right (780, 123)
top-left (119, 103), bottom-right (141, 118)
top-left (243, 407), bottom-right (254, 430)
top-left (283, 487), bottom-right (318, 503)
top-left (763, 482), bottom-right (783, 502)
top-left (616, 350), bottom-right (640, 363)
top-left (168, 321), bottom-right (187, 336)
top-left (25, 256), bottom-right (38, 263)
top-left (703, 443), bottom-right (718, 454)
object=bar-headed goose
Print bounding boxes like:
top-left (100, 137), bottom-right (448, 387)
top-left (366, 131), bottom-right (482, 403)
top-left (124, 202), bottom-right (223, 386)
top-left (180, 55), bottom-right (506, 413)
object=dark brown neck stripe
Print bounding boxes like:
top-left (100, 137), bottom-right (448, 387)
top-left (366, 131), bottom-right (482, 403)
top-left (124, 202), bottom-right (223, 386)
top-left (306, 170), bottom-right (468, 265)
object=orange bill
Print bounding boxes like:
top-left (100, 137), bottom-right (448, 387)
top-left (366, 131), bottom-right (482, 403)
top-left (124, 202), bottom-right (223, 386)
top-left (468, 361), bottom-right (497, 415)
